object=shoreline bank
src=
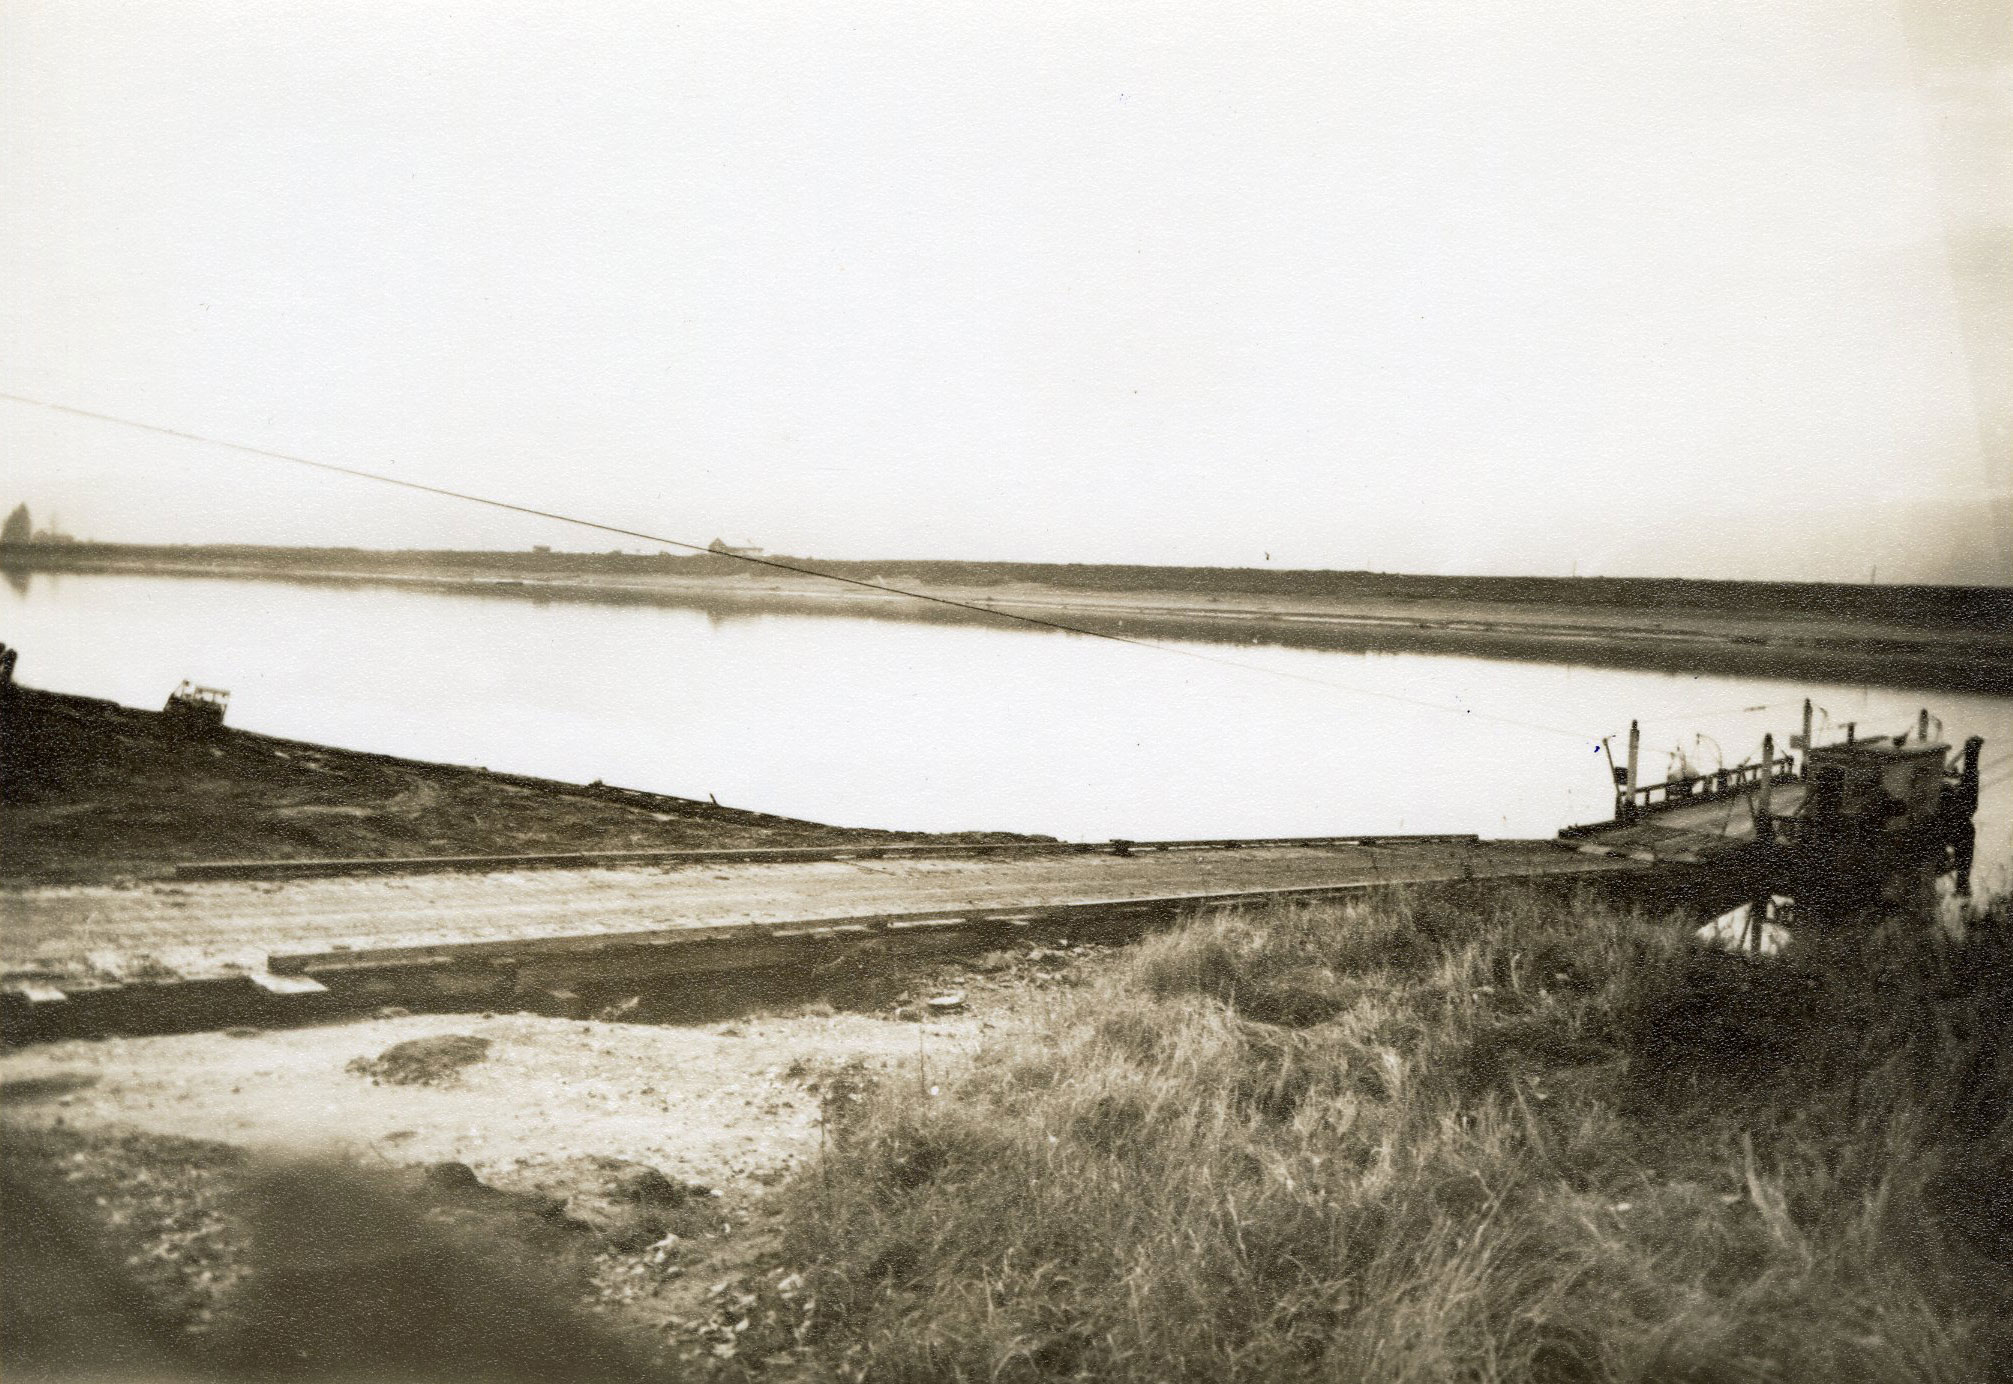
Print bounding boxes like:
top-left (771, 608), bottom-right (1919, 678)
top-left (10, 546), bottom-right (2011, 694)
top-left (0, 684), bottom-right (1002, 886)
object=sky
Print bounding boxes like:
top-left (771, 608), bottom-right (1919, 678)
top-left (2, 0), bottom-right (2009, 584)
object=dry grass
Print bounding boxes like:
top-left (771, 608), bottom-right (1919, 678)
top-left (770, 885), bottom-right (2013, 1383)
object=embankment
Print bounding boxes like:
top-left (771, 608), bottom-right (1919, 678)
top-left (0, 683), bottom-right (988, 885)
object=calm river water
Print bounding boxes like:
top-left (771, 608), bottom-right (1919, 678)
top-left (6, 571), bottom-right (2008, 882)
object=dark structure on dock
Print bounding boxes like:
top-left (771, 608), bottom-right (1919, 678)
top-left (161, 681), bottom-right (230, 737)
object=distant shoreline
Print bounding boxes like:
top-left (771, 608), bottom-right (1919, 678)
top-left (8, 541), bottom-right (2012, 695)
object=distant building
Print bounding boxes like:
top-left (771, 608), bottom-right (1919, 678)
top-left (531, 544), bottom-right (551, 554)
top-left (1, 504), bottom-right (77, 545)
top-left (708, 538), bottom-right (764, 559)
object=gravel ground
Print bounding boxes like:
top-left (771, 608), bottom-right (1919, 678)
top-left (1, 938), bottom-right (1114, 1378)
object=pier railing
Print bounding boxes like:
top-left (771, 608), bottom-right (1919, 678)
top-left (1616, 757), bottom-right (1797, 822)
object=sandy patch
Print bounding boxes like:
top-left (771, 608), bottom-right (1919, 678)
top-left (0, 1006), bottom-right (987, 1195)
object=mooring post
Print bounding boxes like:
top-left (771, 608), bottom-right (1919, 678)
top-left (1919, 708), bottom-right (1930, 743)
top-left (1622, 720), bottom-right (1640, 822)
top-left (1757, 733), bottom-right (1774, 830)
top-left (1800, 698), bottom-right (1813, 770)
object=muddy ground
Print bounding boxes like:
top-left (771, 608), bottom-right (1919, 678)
top-left (1, 938), bottom-right (1110, 1376)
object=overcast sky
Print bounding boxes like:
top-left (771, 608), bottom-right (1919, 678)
top-left (3, 0), bottom-right (2008, 583)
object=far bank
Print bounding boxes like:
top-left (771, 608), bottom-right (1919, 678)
top-left (7, 541), bottom-right (2012, 693)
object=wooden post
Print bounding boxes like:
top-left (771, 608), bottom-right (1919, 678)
top-left (1919, 708), bottom-right (1930, 743)
top-left (1755, 733), bottom-right (1777, 846)
top-left (1800, 698), bottom-right (1813, 767)
top-left (1623, 720), bottom-right (1640, 822)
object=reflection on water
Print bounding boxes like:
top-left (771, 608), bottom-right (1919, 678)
top-left (5, 570), bottom-right (2008, 885)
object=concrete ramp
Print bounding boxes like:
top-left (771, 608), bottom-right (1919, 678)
top-left (2, 838), bottom-right (1643, 1035)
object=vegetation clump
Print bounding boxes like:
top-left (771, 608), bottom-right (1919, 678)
top-left (772, 885), bottom-right (2013, 1383)
top-left (347, 1034), bottom-right (492, 1086)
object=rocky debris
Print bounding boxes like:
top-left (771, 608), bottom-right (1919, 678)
top-left (881, 940), bottom-right (1111, 1021)
top-left (667, 1263), bottom-right (820, 1368)
top-left (529, 1156), bottom-right (715, 1253)
top-left (423, 1160), bottom-right (493, 1194)
top-left (3, 1125), bottom-right (252, 1339)
top-left (422, 1162), bottom-right (574, 1233)
top-left (893, 988), bottom-right (971, 1022)
top-left (346, 1034), bottom-right (491, 1086)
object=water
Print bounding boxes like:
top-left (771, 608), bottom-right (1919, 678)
top-left (6, 570), bottom-right (2008, 884)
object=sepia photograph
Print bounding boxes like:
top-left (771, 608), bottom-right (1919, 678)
top-left (3, 1), bottom-right (2010, 1379)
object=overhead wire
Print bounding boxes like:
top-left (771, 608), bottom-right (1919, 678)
top-left (7, 391), bottom-right (1997, 768)
top-left (2, 391), bottom-right (1613, 744)
top-left (1628, 695), bottom-right (1958, 743)
top-left (1625, 698), bottom-right (1807, 729)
